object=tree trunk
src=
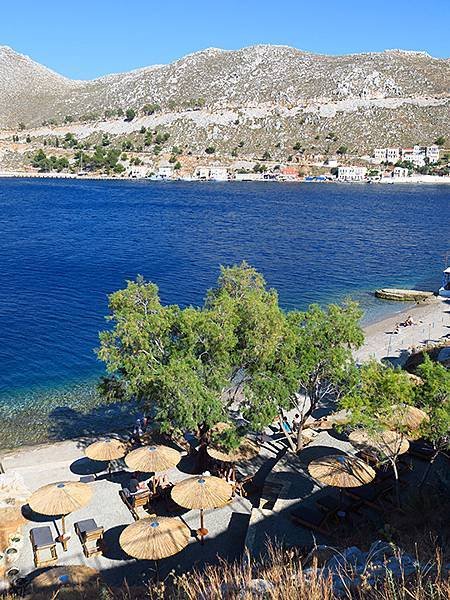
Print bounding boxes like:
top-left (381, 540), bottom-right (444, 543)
top-left (278, 415), bottom-right (296, 452)
top-left (296, 426), bottom-right (304, 453)
top-left (392, 460), bottom-right (401, 509)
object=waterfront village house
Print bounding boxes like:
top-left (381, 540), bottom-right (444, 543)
top-left (129, 164), bottom-right (150, 178)
top-left (374, 145), bottom-right (439, 166)
top-left (374, 147), bottom-right (401, 163)
top-left (281, 166), bottom-right (301, 178)
top-left (157, 164), bottom-right (174, 179)
top-left (323, 159), bottom-right (338, 168)
top-left (392, 166), bottom-right (409, 178)
top-left (337, 166), bottom-right (367, 181)
top-left (195, 166), bottom-right (228, 181)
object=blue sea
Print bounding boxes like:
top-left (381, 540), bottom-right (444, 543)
top-left (0, 178), bottom-right (449, 448)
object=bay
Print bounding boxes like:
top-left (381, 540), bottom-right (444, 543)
top-left (0, 178), bottom-right (448, 447)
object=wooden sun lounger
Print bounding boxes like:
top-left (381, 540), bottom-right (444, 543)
top-left (74, 518), bottom-right (104, 558)
top-left (233, 473), bottom-right (255, 497)
top-left (290, 506), bottom-right (331, 535)
top-left (30, 526), bottom-right (58, 568)
top-left (315, 493), bottom-right (361, 514)
top-left (119, 489), bottom-right (152, 521)
top-left (344, 481), bottom-right (395, 511)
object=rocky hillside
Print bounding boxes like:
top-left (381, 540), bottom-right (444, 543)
top-left (1, 45), bottom-right (449, 154)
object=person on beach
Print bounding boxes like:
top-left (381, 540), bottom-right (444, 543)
top-left (292, 413), bottom-right (302, 431)
top-left (281, 416), bottom-right (292, 434)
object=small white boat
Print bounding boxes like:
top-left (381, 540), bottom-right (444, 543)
top-left (439, 267), bottom-right (450, 297)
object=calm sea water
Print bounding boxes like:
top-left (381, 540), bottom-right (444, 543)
top-left (0, 178), bottom-right (449, 447)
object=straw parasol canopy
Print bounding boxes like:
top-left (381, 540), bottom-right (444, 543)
top-left (349, 429), bottom-right (409, 458)
top-left (85, 439), bottom-right (126, 462)
top-left (29, 481), bottom-right (92, 517)
top-left (383, 405), bottom-right (429, 432)
top-left (125, 445), bottom-right (181, 473)
top-left (28, 481), bottom-right (92, 550)
top-left (119, 516), bottom-right (190, 560)
top-left (32, 565), bottom-right (99, 590)
top-left (308, 455), bottom-right (376, 488)
top-left (171, 475), bottom-right (232, 510)
top-left (207, 447), bottom-right (237, 462)
top-left (171, 475), bottom-right (232, 543)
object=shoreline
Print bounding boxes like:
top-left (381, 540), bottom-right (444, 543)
top-left (1, 172), bottom-right (450, 184)
top-left (1, 295), bottom-right (448, 461)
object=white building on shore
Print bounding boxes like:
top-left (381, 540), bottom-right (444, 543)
top-left (374, 148), bottom-right (401, 163)
top-left (392, 166), bottom-right (409, 178)
top-left (157, 165), bottom-right (174, 179)
top-left (337, 166), bottom-right (367, 181)
top-left (194, 166), bottom-right (228, 181)
top-left (374, 145), bottom-right (440, 167)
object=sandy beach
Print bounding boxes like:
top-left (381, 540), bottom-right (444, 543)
top-left (356, 295), bottom-right (450, 365)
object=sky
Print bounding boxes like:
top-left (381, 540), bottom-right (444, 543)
top-left (1, 0), bottom-right (449, 79)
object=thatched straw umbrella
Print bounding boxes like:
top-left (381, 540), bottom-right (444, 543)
top-left (308, 455), bottom-right (375, 488)
top-left (125, 445), bottom-right (181, 493)
top-left (85, 439), bottom-right (126, 475)
top-left (32, 565), bottom-right (99, 591)
top-left (206, 447), bottom-right (239, 482)
top-left (28, 481), bottom-right (92, 550)
top-left (171, 475), bottom-right (232, 543)
top-left (349, 429), bottom-right (409, 459)
top-left (309, 454), bottom-right (375, 515)
top-left (119, 516), bottom-right (190, 560)
top-left (383, 405), bottom-right (429, 434)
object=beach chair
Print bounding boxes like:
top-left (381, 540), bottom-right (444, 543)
top-left (119, 489), bottom-right (151, 521)
top-left (344, 480), bottom-right (394, 511)
top-left (290, 506), bottom-right (331, 535)
top-left (315, 492), bottom-right (361, 515)
top-left (74, 518), bottom-right (104, 558)
top-left (233, 473), bottom-right (255, 497)
top-left (30, 526), bottom-right (58, 568)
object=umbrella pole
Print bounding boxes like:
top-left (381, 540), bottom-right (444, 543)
top-left (153, 473), bottom-right (157, 495)
top-left (61, 514), bottom-right (68, 552)
top-left (197, 509), bottom-right (208, 545)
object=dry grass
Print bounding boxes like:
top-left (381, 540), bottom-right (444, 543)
top-left (4, 543), bottom-right (449, 600)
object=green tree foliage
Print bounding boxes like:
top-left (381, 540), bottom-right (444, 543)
top-left (262, 151), bottom-right (271, 160)
top-left (205, 146), bottom-right (216, 154)
top-left (121, 139), bottom-right (134, 151)
top-left (340, 360), bottom-right (416, 505)
top-left (293, 142), bottom-right (302, 151)
top-left (414, 355), bottom-right (450, 484)
top-left (31, 150), bottom-right (69, 172)
top-left (293, 302), bottom-right (363, 447)
top-left (64, 115), bottom-right (74, 123)
top-left (336, 145), bottom-right (348, 155)
top-left (125, 108), bottom-right (136, 121)
top-left (64, 133), bottom-right (78, 148)
top-left (155, 132), bottom-right (170, 145)
top-left (434, 136), bottom-right (446, 147)
top-left (98, 264), bottom-right (364, 451)
top-left (142, 103), bottom-right (161, 115)
top-left (18, 122), bottom-right (26, 131)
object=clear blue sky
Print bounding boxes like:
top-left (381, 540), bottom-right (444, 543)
top-left (2, 0), bottom-right (449, 79)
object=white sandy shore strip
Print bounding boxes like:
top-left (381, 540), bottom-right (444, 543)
top-left (1, 171), bottom-right (450, 184)
top-left (356, 295), bottom-right (449, 366)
